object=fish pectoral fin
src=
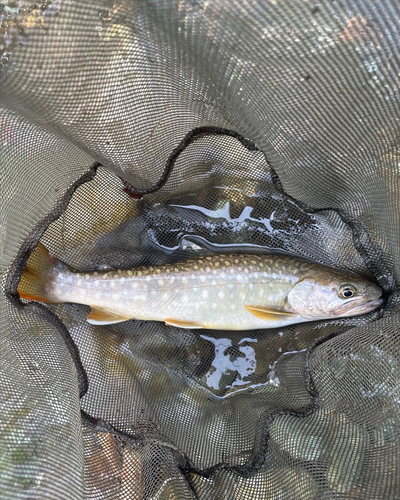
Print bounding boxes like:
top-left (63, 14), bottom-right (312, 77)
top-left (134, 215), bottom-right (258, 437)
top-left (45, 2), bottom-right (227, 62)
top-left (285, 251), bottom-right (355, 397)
top-left (87, 307), bottom-right (132, 325)
top-left (245, 305), bottom-right (296, 321)
top-left (165, 318), bottom-right (204, 329)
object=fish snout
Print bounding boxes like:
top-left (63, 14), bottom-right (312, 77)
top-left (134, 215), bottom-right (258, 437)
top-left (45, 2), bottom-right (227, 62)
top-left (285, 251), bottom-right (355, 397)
top-left (365, 283), bottom-right (383, 301)
top-left (355, 283), bottom-right (383, 314)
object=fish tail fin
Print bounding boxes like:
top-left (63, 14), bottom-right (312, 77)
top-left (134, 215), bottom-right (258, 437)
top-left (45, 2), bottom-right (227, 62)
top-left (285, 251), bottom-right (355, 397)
top-left (17, 243), bottom-right (59, 303)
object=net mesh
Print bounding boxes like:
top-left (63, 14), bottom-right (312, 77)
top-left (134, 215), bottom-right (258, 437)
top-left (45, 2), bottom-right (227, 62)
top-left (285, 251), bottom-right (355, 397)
top-left (1, 0), bottom-right (400, 498)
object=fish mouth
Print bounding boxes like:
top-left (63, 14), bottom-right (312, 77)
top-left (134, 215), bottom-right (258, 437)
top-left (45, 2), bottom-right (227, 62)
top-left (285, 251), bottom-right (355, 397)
top-left (355, 296), bottom-right (383, 311)
top-left (334, 296), bottom-right (383, 316)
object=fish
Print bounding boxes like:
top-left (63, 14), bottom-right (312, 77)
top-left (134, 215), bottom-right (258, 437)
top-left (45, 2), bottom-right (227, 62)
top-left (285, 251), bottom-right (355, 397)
top-left (17, 243), bottom-right (383, 331)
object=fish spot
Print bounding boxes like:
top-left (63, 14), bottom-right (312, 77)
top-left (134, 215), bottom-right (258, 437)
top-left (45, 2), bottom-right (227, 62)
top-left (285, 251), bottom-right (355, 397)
top-left (193, 265), bottom-right (199, 270)
top-left (235, 259), bottom-right (239, 264)
top-left (137, 271), bottom-right (142, 276)
top-left (206, 267), bottom-right (211, 272)
top-left (93, 271), bottom-right (98, 276)
top-left (225, 261), bottom-right (230, 266)
top-left (259, 263), bottom-right (264, 268)
top-left (127, 270), bottom-right (133, 276)
top-left (251, 260), bottom-right (257, 265)
top-left (206, 256), bottom-right (212, 261)
top-left (215, 262), bottom-right (220, 267)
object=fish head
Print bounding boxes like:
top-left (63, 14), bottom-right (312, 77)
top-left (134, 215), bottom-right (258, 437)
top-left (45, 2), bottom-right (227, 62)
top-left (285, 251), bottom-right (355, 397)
top-left (286, 267), bottom-right (383, 320)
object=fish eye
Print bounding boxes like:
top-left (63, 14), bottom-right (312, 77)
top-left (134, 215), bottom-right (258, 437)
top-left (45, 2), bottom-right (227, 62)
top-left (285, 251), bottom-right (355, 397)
top-left (338, 284), bottom-right (357, 299)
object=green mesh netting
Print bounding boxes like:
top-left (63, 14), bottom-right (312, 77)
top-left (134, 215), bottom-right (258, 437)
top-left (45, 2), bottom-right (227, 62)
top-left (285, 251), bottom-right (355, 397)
top-left (1, 1), bottom-right (399, 498)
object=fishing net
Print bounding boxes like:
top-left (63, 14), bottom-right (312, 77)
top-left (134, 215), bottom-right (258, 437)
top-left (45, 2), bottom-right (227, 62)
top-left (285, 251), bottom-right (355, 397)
top-left (1, 0), bottom-right (399, 498)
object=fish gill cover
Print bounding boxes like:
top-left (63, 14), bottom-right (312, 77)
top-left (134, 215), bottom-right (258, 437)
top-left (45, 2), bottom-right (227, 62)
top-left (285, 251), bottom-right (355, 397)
top-left (1, 0), bottom-right (400, 499)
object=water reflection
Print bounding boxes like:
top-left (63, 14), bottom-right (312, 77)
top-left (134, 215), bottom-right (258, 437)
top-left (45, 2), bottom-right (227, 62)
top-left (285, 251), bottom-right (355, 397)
top-left (200, 333), bottom-right (309, 397)
top-left (201, 336), bottom-right (258, 391)
top-left (170, 201), bottom-right (274, 232)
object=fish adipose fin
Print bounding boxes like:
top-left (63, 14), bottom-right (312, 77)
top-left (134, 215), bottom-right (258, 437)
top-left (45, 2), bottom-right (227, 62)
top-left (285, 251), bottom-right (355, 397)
top-left (87, 307), bottom-right (132, 325)
top-left (165, 318), bottom-right (204, 329)
top-left (245, 305), bottom-right (296, 321)
top-left (17, 243), bottom-right (58, 303)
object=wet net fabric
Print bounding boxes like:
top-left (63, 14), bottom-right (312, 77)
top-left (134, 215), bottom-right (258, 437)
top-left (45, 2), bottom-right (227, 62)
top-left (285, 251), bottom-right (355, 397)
top-left (1, 0), bottom-right (400, 498)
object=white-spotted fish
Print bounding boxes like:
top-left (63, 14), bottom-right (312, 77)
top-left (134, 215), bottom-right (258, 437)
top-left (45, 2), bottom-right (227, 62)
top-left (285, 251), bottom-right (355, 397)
top-left (17, 243), bottom-right (382, 330)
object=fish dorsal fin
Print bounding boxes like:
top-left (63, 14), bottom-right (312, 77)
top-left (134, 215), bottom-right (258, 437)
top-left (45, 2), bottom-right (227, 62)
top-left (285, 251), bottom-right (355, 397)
top-left (165, 318), bottom-right (204, 329)
top-left (245, 305), bottom-right (296, 321)
top-left (87, 307), bottom-right (132, 325)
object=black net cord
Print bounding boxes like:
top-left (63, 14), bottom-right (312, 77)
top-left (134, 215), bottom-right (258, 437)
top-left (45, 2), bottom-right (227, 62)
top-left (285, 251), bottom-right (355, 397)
top-left (121, 126), bottom-right (261, 197)
top-left (81, 325), bottom-right (330, 481)
top-left (5, 166), bottom-right (98, 398)
top-left (5, 126), bottom-right (395, 480)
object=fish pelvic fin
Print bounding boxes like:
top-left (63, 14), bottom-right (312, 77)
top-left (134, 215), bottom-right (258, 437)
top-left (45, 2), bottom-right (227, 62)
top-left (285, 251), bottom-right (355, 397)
top-left (245, 305), bottom-right (296, 321)
top-left (87, 307), bottom-right (132, 325)
top-left (17, 242), bottom-right (59, 304)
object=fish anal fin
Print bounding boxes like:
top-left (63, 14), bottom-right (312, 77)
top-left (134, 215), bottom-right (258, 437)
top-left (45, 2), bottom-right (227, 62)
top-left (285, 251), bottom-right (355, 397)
top-left (165, 318), bottom-right (204, 329)
top-left (245, 305), bottom-right (296, 321)
top-left (87, 307), bottom-right (132, 325)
